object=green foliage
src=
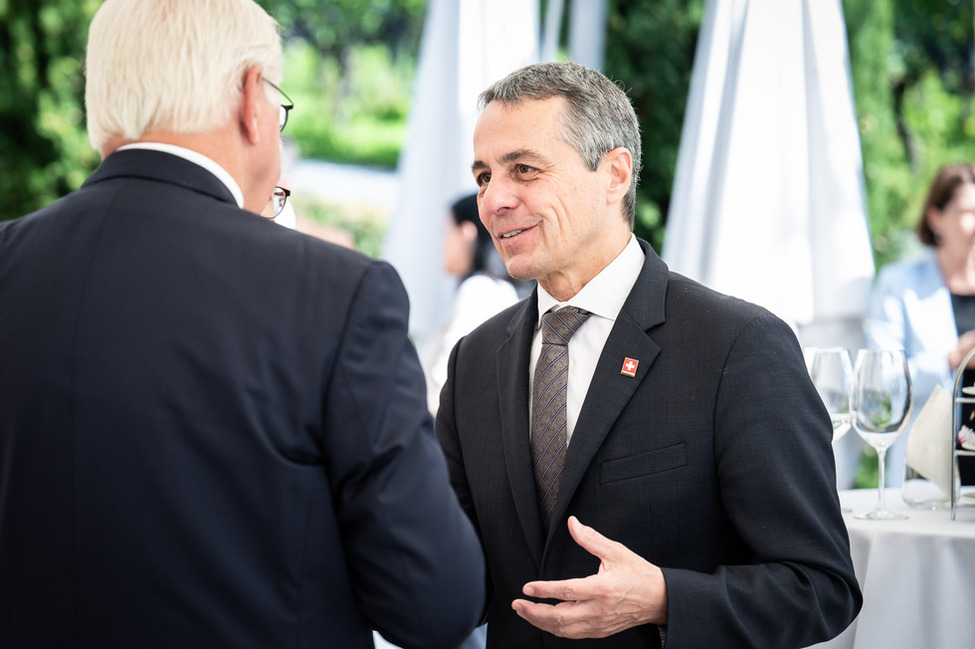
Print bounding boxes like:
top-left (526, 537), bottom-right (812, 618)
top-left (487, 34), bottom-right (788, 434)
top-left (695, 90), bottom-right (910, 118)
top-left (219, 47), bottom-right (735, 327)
top-left (0, 0), bottom-right (423, 224)
top-left (845, 0), bottom-right (975, 269)
top-left (0, 0), bottom-right (100, 221)
top-left (844, 0), bottom-right (912, 267)
top-left (282, 41), bottom-right (413, 168)
top-left (260, 0), bottom-right (422, 168)
top-left (855, 446), bottom-right (880, 489)
top-left (604, 0), bottom-right (705, 251)
top-left (260, 0), bottom-right (424, 60)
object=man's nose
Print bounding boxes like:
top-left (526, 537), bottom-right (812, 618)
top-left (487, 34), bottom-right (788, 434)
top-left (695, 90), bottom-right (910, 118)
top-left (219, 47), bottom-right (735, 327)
top-left (479, 176), bottom-right (518, 217)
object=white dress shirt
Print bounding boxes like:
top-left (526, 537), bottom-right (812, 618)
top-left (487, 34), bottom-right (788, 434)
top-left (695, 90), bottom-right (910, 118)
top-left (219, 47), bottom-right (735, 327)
top-left (530, 234), bottom-right (645, 445)
top-left (116, 142), bottom-right (244, 208)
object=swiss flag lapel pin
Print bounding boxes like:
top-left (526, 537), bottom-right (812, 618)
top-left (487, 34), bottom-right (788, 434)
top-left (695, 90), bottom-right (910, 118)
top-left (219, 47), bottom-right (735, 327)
top-left (621, 357), bottom-right (639, 377)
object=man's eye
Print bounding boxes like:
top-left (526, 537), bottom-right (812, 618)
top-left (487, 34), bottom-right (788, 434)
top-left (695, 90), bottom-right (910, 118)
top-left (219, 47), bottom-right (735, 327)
top-left (476, 172), bottom-right (491, 187)
top-left (515, 164), bottom-right (536, 175)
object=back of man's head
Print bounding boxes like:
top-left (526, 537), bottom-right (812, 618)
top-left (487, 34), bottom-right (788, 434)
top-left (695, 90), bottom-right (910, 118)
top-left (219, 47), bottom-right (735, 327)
top-left (85, 0), bottom-right (282, 154)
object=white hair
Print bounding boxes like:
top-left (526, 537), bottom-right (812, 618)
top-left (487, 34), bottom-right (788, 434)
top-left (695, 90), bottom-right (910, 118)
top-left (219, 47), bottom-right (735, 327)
top-left (85, 0), bottom-right (282, 152)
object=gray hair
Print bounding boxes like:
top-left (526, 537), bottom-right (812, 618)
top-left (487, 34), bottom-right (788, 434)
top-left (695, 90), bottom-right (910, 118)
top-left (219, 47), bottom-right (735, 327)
top-left (85, 0), bottom-right (282, 153)
top-left (479, 62), bottom-right (642, 227)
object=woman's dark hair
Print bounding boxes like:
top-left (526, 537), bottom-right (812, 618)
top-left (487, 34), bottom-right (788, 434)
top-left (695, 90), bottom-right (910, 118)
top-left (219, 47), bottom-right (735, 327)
top-left (450, 193), bottom-right (534, 297)
top-left (917, 163), bottom-right (975, 246)
top-left (450, 193), bottom-right (508, 279)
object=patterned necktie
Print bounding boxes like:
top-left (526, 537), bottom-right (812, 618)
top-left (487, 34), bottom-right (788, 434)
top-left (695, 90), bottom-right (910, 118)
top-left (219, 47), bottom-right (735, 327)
top-left (531, 306), bottom-right (591, 533)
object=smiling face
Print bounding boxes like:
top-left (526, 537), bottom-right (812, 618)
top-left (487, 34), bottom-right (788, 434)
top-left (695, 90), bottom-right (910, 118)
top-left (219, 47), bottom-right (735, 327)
top-left (471, 97), bottom-right (632, 301)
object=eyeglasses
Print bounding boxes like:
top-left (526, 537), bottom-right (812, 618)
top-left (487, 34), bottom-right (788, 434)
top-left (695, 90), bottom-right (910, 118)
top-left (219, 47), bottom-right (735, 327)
top-left (268, 186), bottom-right (291, 218)
top-left (263, 79), bottom-right (294, 132)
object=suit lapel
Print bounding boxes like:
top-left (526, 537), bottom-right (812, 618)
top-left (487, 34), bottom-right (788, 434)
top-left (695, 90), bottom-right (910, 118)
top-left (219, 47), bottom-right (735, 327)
top-left (496, 295), bottom-right (545, 566)
top-left (554, 242), bottom-right (669, 531)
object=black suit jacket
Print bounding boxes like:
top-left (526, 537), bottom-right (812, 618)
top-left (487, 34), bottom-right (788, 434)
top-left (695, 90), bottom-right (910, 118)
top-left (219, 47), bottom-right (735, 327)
top-left (0, 150), bottom-right (485, 649)
top-left (437, 240), bottom-right (861, 648)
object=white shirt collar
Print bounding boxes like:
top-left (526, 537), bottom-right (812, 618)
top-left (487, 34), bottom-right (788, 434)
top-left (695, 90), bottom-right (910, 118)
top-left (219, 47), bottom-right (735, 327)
top-left (536, 234), bottom-right (645, 327)
top-left (116, 142), bottom-right (244, 208)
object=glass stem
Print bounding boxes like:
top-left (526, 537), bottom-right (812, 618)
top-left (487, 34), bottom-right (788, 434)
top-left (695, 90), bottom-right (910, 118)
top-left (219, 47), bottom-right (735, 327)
top-left (876, 447), bottom-right (888, 511)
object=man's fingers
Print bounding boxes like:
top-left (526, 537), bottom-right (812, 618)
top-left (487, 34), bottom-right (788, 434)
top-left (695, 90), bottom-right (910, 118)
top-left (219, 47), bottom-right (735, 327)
top-left (512, 599), bottom-right (579, 636)
top-left (512, 598), bottom-right (614, 640)
top-left (567, 515), bottom-right (622, 562)
top-left (514, 520), bottom-right (667, 636)
top-left (519, 519), bottom-right (629, 600)
top-left (522, 576), bottom-right (589, 601)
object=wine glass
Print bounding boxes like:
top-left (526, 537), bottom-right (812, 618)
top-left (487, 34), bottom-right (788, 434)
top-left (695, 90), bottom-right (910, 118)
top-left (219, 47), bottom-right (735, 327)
top-left (850, 348), bottom-right (913, 520)
top-left (808, 347), bottom-right (854, 442)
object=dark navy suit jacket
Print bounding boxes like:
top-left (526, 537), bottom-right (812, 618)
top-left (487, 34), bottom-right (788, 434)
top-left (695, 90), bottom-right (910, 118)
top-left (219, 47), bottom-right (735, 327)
top-left (437, 240), bottom-right (861, 648)
top-left (0, 150), bottom-right (485, 648)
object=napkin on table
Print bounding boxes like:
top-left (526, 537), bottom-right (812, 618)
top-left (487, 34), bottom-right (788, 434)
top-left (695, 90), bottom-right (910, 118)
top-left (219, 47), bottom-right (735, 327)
top-left (904, 385), bottom-right (953, 498)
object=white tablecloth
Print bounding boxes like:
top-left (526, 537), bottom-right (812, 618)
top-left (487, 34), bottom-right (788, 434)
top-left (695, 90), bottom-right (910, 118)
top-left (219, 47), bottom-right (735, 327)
top-left (808, 489), bottom-right (975, 648)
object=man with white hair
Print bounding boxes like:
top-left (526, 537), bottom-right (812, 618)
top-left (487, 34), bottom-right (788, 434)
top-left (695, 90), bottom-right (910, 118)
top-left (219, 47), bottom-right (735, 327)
top-left (0, 2), bottom-right (484, 647)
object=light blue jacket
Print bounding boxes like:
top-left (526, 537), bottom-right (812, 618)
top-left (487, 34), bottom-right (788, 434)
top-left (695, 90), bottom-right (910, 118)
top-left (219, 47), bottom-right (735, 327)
top-left (864, 251), bottom-right (958, 408)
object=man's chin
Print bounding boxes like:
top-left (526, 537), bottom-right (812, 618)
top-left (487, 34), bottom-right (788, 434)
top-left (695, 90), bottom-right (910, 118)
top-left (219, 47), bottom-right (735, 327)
top-left (502, 260), bottom-right (538, 282)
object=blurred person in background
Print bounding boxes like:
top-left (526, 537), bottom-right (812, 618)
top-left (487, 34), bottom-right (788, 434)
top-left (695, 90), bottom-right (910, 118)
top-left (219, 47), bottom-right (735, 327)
top-left (0, 1), bottom-right (484, 647)
top-left (865, 161), bottom-right (975, 486)
top-left (422, 193), bottom-right (524, 415)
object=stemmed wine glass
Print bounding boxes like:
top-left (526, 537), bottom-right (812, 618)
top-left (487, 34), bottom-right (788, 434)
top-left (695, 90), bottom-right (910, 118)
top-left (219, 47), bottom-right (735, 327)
top-left (808, 347), bottom-right (854, 442)
top-left (850, 348), bottom-right (913, 520)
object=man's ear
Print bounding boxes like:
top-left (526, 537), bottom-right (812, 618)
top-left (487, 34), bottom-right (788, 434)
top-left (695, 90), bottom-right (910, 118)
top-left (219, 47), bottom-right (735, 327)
top-left (603, 147), bottom-right (633, 206)
top-left (239, 66), bottom-right (264, 145)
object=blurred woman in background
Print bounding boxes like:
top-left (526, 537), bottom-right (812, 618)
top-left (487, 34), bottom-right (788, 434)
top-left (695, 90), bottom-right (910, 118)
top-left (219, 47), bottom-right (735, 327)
top-left (421, 193), bottom-right (525, 415)
top-left (864, 162), bottom-right (975, 487)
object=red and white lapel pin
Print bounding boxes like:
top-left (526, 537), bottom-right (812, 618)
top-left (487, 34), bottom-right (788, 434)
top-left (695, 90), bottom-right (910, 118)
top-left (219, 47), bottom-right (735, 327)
top-left (620, 357), bottom-right (639, 377)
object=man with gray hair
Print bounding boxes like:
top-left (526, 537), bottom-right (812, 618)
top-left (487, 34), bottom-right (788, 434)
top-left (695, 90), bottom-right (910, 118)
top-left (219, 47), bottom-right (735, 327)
top-left (437, 61), bottom-right (861, 648)
top-left (0, 1), bottom-right (484, 647)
